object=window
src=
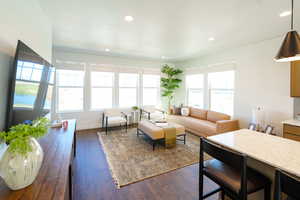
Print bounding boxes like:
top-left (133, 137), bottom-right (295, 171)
top-left (56, 69), bottom-right (84, 112)
top-left (208, 71), bottom-right (235, 115)
top-left (14, 61), bottom-right (45, 108)
top-left (142, 74), bottom-right (160, 106)
top-left (16, 61), bottom-right (44, 82)
top-left (119, 73), bottom-right (138, 107)
top-left (186, 74), bottom-right (204, 108)
top-left (91, 72), bottom-right (114, 109)
top-left (44, 66), bottom-right (55, 110)
top-left (47, 66), bottom-right (55, 84)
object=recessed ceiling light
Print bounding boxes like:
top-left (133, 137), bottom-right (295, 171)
top-left (124, 16), bottom-right (134, 22)
top-left (208, 37), bottom-right (215, 41)
top-left (280, 11), bottom-right (291, 17)
top-left (105, 48), bottom-right (110, 52)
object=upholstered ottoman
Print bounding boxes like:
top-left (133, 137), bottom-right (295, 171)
top-left (137, 120), bottom-right (186, 150)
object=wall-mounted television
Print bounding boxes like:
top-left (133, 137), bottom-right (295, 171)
top-left (5, 40), bottom-right (55, 130)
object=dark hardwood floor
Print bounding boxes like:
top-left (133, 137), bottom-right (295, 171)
top-left (73, 131), bottom-right (219, 200)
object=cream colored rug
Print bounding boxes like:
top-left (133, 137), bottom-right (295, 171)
top-left (97, 128), bottom-right (209, 188)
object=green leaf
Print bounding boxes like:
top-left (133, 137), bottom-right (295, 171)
top-left (1, 117), bottom-right (49, 155)
top-left (160, 64), bottom-right (183, 107)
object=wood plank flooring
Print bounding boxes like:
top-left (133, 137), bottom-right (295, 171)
top-left (73, 132), bottom-right (219, 200)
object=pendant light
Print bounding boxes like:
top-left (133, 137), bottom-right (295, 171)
top-left (275, 0), bottom-right (300, 62)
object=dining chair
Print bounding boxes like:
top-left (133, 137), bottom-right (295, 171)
top-left (248, 123), bottom-right (257, 131)
top-left (102, 109), bottom-right (128, 134)
top-left (199, 137), bottom-right (271, 200)
top-left (263, 125), bottom-right (274, 135)
top-left (274, 170), bottom-right (300, 200)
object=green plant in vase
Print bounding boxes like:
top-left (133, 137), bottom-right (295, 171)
top-left (160, 65), bottom-right (183, 113)
top-left (0, 117), bottom-right (49, 155)
top-left (0, 117), bottom-right (50, 190)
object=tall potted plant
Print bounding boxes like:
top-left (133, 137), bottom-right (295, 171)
top-left (0, 118), bottom-right (49, 190)
top-left (160, 65), bottom-right (183, 113)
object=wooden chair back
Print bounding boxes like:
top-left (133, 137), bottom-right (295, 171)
top-left (200, 137), bottom-right (247, 197)
top-left (264, 125), bottom-right (274, 135)
top-left (248, 123), bottom-right (257, 131)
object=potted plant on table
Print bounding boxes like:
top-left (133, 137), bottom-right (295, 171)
top-left (0, 117), bottom-right (49, 190)
top-left (132, 106), bottom-right (139, 111)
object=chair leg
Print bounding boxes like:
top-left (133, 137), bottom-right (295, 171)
top-left (105, 117), bottom-right (108, 135)
top-left (199, 173), bottom-right (203, 199)
top-left (221, 190), bottom-right (225, 200)
top-left (264, 184), bottom-right (271, 200)
top-left (184, 134), bottom-right (186, 144)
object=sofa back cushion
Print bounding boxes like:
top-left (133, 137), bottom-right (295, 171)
top-left (190, 107), bottom-right (208, 120)
top-left (207, 111), bottom-right (231, 122)
top-left (172, 106), bottom-right (182, 115)
top-left (181, 107), bottom-right (190, 116)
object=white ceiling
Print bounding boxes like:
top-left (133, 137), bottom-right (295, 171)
top-left (39, 0), bottom-right (300, 61)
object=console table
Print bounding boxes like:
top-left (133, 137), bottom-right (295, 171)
top-left (0, 119), bottom-right (77, 200)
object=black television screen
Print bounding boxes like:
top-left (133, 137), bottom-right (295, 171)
top-left (5, 41), bottom-right (55, 130)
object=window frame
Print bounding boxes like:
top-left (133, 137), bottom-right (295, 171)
top-left (185, 74), bottom-right (205, 108)
top-left (16, 61), bottom-right (44, 83)
top-left (90, 71), bottom-right (115, 111)
top-left (185, 68), bottom-right (235, 116)
top-left (56, 69), bottom-right (85, 113)
top-left (118, 72), bottom-right (139, 108)
top-left (142, 74), bottom-right (161, 107)
top-left (208, 70), bottom-right (235, 116)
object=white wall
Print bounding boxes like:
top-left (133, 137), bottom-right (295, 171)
top-left (175, 37), bottom-right (294, 135)
top-left (0, 0), bottom-right (52, 130)
top-left (52, 48), bottom-right (168, 130)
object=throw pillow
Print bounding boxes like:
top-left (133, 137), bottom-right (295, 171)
top-left (173, 106), bottom-right (181, 115)
top-left (181, 107), bottom-right (190, 116)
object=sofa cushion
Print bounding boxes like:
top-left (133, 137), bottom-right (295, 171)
top-left (181, 117), bottom-right (216, 135)
top-left (181, 107), bottom-right (190, 116)
top-left (207, 111), bottom-right (230, 122)
top-left (190, 107), bottom-right (208, 120)
top-left (172, 106), bottom-right (182, 115)
top-left (138, 120), bottom-right (185, 140)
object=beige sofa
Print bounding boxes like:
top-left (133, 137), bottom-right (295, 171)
top-left (167, 107), bottom-right (239, 137)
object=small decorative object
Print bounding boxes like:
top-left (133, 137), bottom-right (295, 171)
top-left (160, 65), bottom-right (183, 113)
top-left (181, 107), bottom-right (190, 116)
top-left (132, 106), bottom-right (139, 111)
top-left (172, 106), bottom-right (182, 115)
top-left (252, 106), bottom-right (265, 131)
top-left (0, 118), bottom-right (49, 190)
top-left (63, 120), bottom-right (68, 129)
top-left (248, 123), bottom-right (257, 131)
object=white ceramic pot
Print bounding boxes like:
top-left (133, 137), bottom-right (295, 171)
top-left (0, 137), bottom-right (44, 190)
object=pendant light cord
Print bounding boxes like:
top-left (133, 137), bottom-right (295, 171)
top-left (291, 0), bottom-right (294, 30)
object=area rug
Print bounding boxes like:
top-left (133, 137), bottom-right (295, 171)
top-left (97, 128), bottom-right (209, 188)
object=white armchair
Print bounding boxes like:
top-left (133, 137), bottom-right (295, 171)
top-left (102, 109), bottom-right (128, 134)
top-left (140, 106), bottom-right (165, 121)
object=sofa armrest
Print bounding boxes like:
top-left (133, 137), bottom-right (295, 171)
top-left (216, 120), bottom-right (240, 134)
